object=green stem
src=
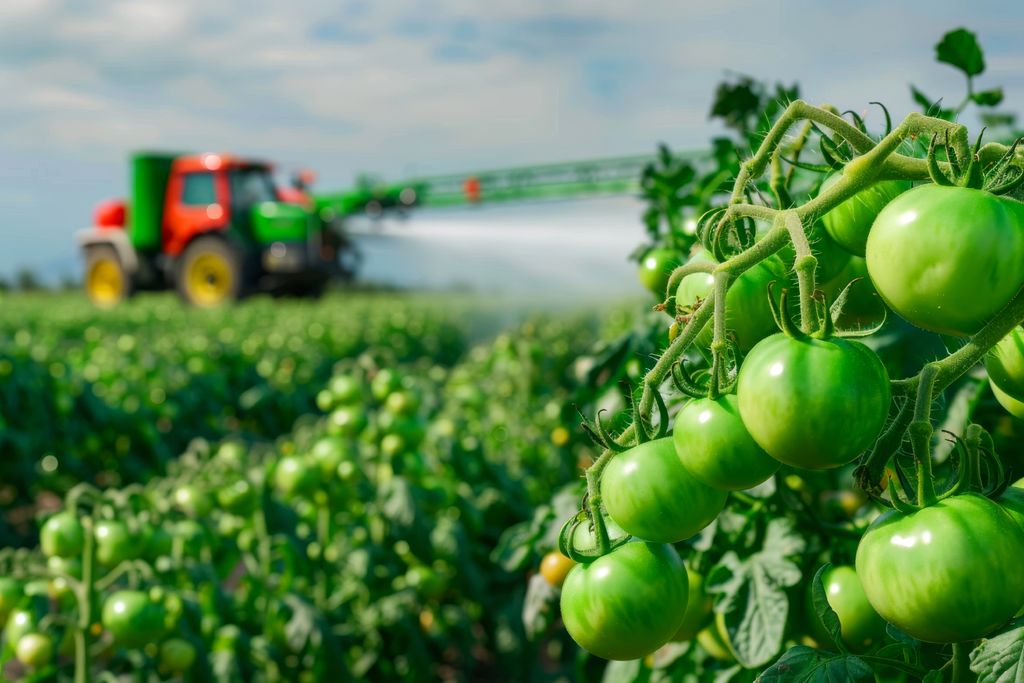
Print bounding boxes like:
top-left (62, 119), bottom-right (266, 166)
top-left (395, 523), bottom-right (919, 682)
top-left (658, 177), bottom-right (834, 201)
top-left (911, 364), bottom-right (939, 507)
top-left (315, 504), bottom-right (330, 610)
top-left (782, 211), bottom-right (817, 333)
top-left (708, 271), bottom-right (732, 398)
top-left (856, 398), bottom-right (913, 495)
top-left (75, 516), bottom-right (97, 683)
top-left (585, 468), bottom-right (611, 555)
top-left (951, 642), bottom-right (971, 683)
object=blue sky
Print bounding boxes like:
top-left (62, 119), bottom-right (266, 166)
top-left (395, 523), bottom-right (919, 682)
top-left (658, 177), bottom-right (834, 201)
top-left (2, 0), bottom-right (1023, 286)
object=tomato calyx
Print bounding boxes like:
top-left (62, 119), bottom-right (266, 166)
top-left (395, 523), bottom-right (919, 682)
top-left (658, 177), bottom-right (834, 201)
top-left (670, 346), bottom-right (739, 401)
top-left (577, 384), bottom-right (669, 454)
top-left (695, 207), bottom-right (757, 263)
top-left (927, 129), bottom-right (1024, 194)
top-left (768, 285), bottom-right (884, 344)
top-left (885, 419), bottom-right (1007, 514)
top-left (557, 506), bottom-right (631, 564)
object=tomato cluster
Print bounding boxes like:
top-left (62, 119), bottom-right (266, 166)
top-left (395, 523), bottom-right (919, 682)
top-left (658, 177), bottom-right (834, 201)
top-left (565, 120), bottom-right (1024, 674)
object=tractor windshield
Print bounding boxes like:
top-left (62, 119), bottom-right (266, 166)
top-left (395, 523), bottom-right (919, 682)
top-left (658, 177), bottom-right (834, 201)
top-left (229, 166), bottom-right (278, 209)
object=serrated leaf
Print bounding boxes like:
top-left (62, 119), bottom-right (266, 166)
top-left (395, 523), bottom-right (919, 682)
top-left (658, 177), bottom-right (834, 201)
top-left (973, 88), bottom-right (1004, 107)
top-left (708, 519), bottom-right (806, 668)
top-left (970, 618), bottom-right (1024, 682)
top-left (755, 646), bottom-right (873, 682)
top-left (810, 565), bottom-right (843, 652)
top-left (936, 28), bottom-right (985, 77)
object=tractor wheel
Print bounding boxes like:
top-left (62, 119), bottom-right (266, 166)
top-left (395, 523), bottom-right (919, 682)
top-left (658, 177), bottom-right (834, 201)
top-left (175, 236), bottom-right (245, 308)
top-left (84, 245), bottom-right (133, 308)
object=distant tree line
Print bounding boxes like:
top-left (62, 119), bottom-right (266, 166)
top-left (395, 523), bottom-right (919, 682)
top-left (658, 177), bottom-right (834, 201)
top-left (0, 269), bottom-right (77, 292)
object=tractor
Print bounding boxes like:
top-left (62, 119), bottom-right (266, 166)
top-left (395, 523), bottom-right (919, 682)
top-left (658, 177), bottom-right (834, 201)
top-left (78, 152), bottom-right (349, 308)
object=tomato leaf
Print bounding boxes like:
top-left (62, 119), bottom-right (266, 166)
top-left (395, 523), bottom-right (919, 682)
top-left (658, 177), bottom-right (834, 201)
top-left (973, 88), bottom-right (1004, 107)
top-left (521, 574), bottom-right (558, 641)
top-left (755, 646), bottom-right (873, 682)
top-left (601, 659), bottom-right (647, 683)
top-left (707, 518), bottom-right (806, 668)
top-left (935, 28), bottom-right (985, 77)
top-left (810, 564), bottom-right (844, 652)
top-left (969, 618), bottom-right (1024, 682)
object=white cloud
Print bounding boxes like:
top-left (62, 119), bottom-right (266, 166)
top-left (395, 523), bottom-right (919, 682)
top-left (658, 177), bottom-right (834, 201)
top-left (1, 0), bottom-right (1022, 279)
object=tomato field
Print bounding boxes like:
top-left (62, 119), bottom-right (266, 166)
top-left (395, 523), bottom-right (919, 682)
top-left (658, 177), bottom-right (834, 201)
top-left (9, 21), bottom-right (1024, 683)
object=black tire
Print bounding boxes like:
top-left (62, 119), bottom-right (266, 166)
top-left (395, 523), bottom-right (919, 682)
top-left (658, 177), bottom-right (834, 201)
top-left (174, 235), bottom-right (247, 307)
top-left (84, 245), bottom-right (134, 307)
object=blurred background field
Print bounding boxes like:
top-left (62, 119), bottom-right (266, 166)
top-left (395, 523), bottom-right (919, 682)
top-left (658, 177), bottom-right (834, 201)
top-left (4, 2), bottom-right (1024, 682)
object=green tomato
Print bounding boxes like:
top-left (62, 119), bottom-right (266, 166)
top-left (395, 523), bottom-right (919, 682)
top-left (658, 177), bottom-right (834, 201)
top-left (173, 485), bottom-right (213, 518)
top-left (273, 456), bottom-right (319, 499)
top-left (215, 440), bottom-right (247, 468)
top-left (327, 405), bottom-right (368, 437)
top-left (807, 565), bottom-right (885, 652)
top-left (159, 637), bottom-right (197, 674)
top-left (672, 569), bottom-right (711, 642)
top-left (102, 590), bottom-right (168, 648)
top-left (987, 327), bottom-right (1024, 399)
top-left (638, 248), bottom-right (683, 298)
top-left (385, 389), bottom-right (420, 416)
top-left (5, 609), bottom-right (37, 648)
top-left (40, 511), bottom-right (84, 559)
top-left (310, 436), bottom-right (349, 477)
top-left (15, 633), bottom-right (53, 668)
top-left (0, 578), bottom-right (22, 623)
top-left (560, 542), bottom-right (688, 660)
top-left (866, 185), bottom-right (1024, 336)
top-left (737, 333), bottom-right (890, 469)
top-left (673, 394), bottom-right (779, 491)
top-left (601, 437), bottom-right (726, 543)
top-left (991, 379), bottom-right (1024, 419)
top-left (217, 478), bottom-right (257, 514)
top-left (371, 368), bottom-right (403, 402)
top-left (1000, 479), bottom-right (1024, 529)
top-left (380, 433), bottom-right (406, 459)
top-left (94, 520), bottom-right (136, 567)
top-left (856, 493), bottom-right (1024, 643)
top-left (819, 174), bottom-right (911, 256)
top-left (675, 252), bottom-right (786, 352)
top-left (328, 374), bottom-right (363, 405)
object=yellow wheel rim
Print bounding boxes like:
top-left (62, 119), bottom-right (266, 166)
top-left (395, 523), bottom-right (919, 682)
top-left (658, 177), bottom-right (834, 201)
top-left (85, 257), bottom-right (124, 307)
top-left (186, 252), bottom-right (233, 307)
